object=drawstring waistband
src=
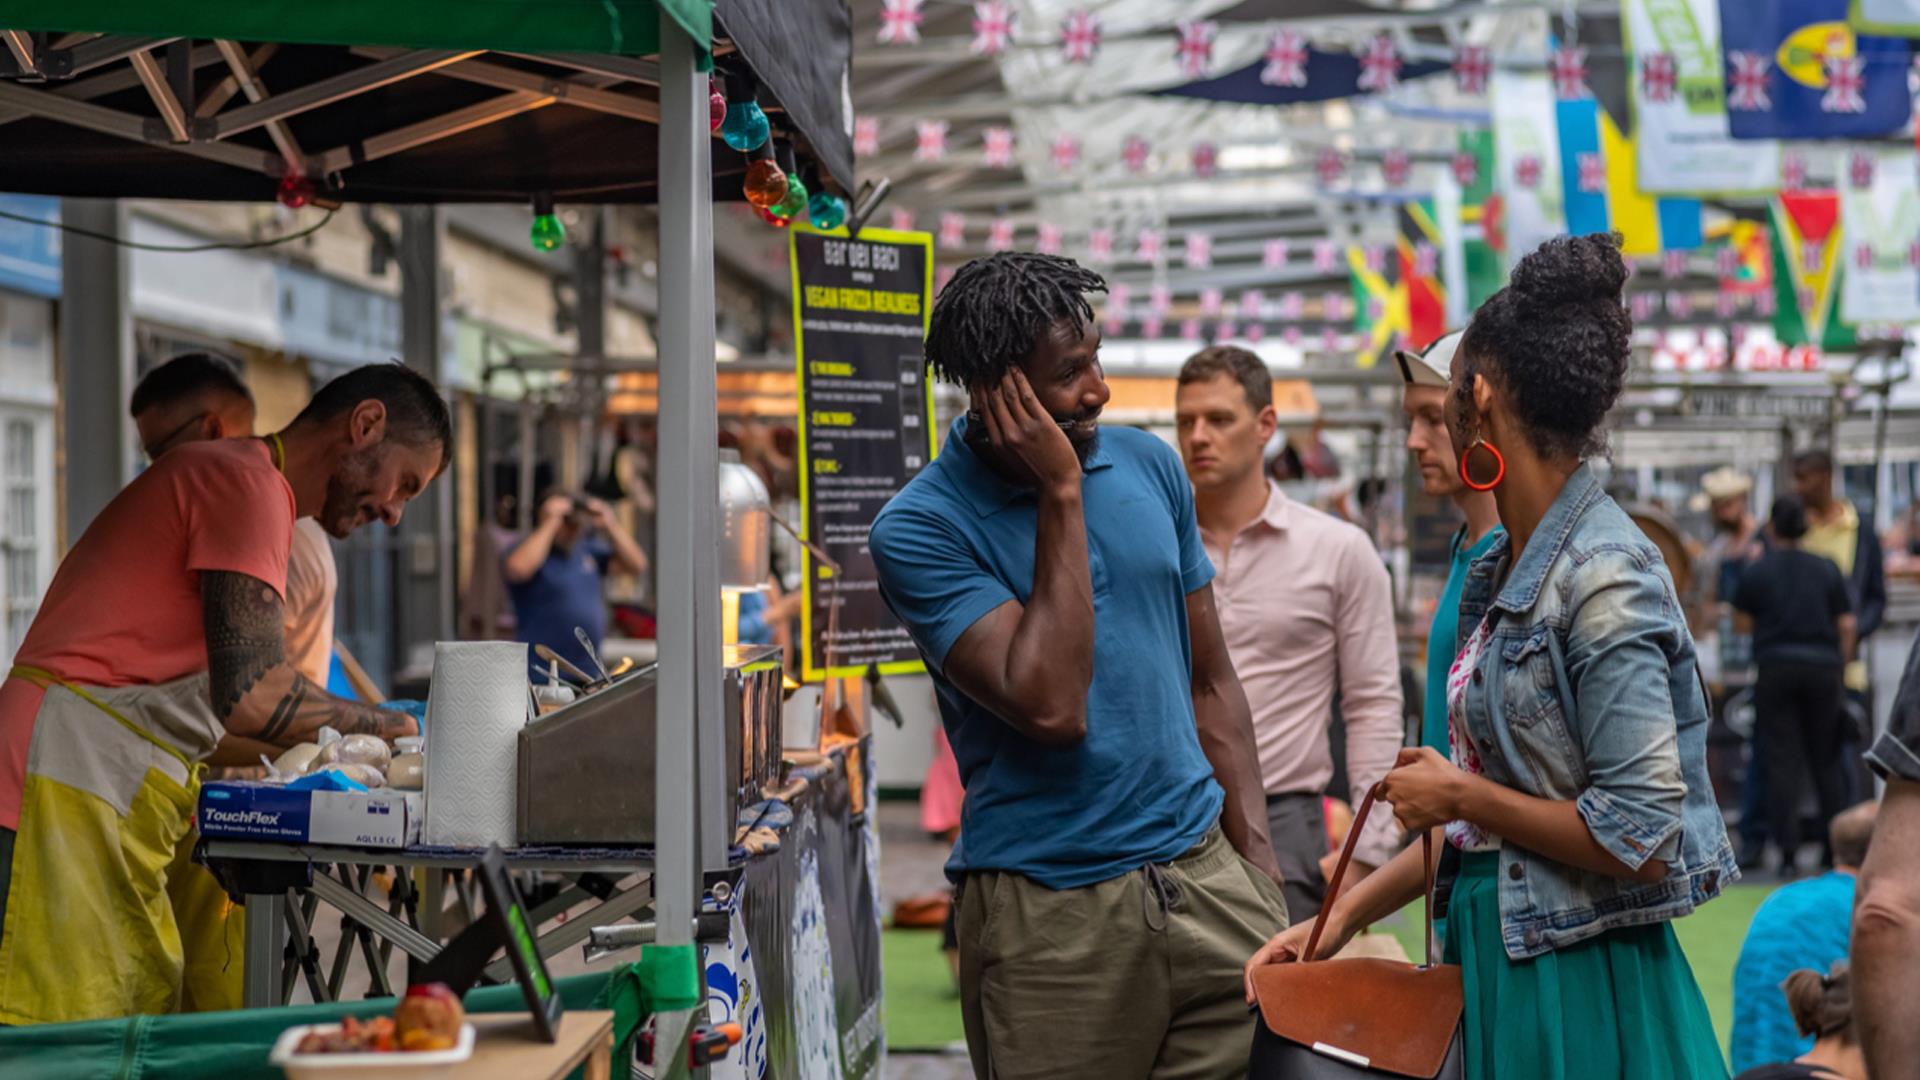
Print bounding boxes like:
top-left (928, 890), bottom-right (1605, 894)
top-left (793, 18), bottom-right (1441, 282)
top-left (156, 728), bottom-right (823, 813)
top-left (1141, 861), bottom-right (1184, 932)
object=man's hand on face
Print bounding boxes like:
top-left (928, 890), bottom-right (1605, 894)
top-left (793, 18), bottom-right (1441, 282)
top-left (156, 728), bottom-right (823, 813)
top-left (582, 496), bottom-right (616, 529)
top-left (977, 369), bottom-right (1082, 495)
top-left (538, 494), bottom-right (575, 526)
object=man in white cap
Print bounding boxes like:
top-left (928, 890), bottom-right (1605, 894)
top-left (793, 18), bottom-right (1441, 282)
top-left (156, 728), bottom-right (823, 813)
top-left (1395, 332), bottom-right (1500, 758)
top-left (1698, 466), bottom-right (1768, 866)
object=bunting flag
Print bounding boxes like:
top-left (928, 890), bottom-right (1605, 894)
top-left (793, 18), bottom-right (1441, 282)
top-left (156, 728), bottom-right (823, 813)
top-left (889, 208), bottom-right (916, 232)
top-left (982, 127), bottom-right (1015, 168)
top-left (1108, 282), bottom-right (1131, 312)
top-left (1176, 20), bottom-right (1219, 78)
top-left (1050, 134), bottom-right (1081, 170)
top-left (1398, 199), bottom-right (1448, 349)
top-left (971, 2), bottom-right (1014, 56)
top-left (1624, 0), bottom-right (1780, 193)
top-left (854, 117), bottom-right (881, 158)
top-left (1087, 227), bottom-right (1114, 263)
top-left (1553, 21), bottom-right (1703, 255)
top-left (1156, 33), bottom-right (1449, 105)
top-left (988, 218), bottom-right (1015, 252)
top-left (1491, 69), bottom-right (1568, 267)
top-left (1036, 223), bottom-right (1063, 256)
top-left (1455, 45), bottom-right (1492, 93)
top-left (1136, 228), bottom-right (1163, 262)
top-left (1840, 148), bottom-right (1920, 322)
top-left (1770, 190), bottom-right (1856, 347)
top-left (1122, 135), bottom-right (1151, 173)
top-left (1184, 232), bottom-right (1213, 269)
top-left (1060, 9), bottom-right (1101, 63)
top-left (1192, 142), bottom-right (1219, 178)
top-left (914, 120), bottom-right (948, 162)
top-left (1349, 243), bottom-right (1407, 367)
top-left (1199, 287), bottom-right (1223, 316)
top-left (877, 0), bottom-right (924, 45)
top-left (1263, 239), bottom-right (1289, 269)
top-left (1720, 0), bottom-right (1912, 139)
top-left (939, 212), bottom-right (967, 249)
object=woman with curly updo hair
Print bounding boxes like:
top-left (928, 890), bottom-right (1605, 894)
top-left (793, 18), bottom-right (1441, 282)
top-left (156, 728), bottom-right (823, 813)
top-left (1247, 234), bottom-right (1734, 1078)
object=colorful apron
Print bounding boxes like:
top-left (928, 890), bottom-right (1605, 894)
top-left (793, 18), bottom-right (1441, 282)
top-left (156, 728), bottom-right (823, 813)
top-left (0, 667), bottom-right (222, 1025)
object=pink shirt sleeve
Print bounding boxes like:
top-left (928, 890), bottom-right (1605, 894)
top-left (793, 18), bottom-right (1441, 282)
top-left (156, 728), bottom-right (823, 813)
top-left (178, 449), bottom-right (296, 600)
top-left (1335, 531), bottom-right (1408, 867)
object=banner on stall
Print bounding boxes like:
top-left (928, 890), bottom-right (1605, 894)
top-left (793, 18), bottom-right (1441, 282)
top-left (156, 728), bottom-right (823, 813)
top-left (790, 226), bottom-right (937, 682)
top-left (1722, 0), bottom-right (1913, 140)
top-left (1851, 0), bottom-right (1920, 36)
top-left (1840, 149), bottom-right (1920, 323)
top-left (1491, 69), bottom-right (1568, 269)
top-left (1624, 0), bottom-right (1781, 194)
top-left (1770, 191), bottom-right (1857, 348)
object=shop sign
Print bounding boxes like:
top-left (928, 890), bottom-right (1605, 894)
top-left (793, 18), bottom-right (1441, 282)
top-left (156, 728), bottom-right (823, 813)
top-left (790, 225), bottom-right (936, 680)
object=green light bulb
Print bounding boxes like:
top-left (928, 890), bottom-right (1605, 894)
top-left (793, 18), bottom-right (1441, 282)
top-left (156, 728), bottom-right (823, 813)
top-left (807, 192), bottom-right (847, 231)
top-left (772, 173), bottom-right (809, 220)
top-left (530, 212), bottom-right (566, 252)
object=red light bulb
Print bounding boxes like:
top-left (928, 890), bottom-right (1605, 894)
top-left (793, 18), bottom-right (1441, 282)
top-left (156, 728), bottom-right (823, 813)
top-left (277, 172), bottom-right (314, 209)
top-left (710, 81), bottom-right (727, 132)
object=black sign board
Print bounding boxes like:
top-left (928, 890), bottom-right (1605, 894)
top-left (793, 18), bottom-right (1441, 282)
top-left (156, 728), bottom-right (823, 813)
top-left (789, 225), bottom-right (936, 681)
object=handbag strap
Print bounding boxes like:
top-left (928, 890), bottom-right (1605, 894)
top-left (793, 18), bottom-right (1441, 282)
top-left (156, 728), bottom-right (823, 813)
top-left (1302, 781), bottom-right (1440, 968)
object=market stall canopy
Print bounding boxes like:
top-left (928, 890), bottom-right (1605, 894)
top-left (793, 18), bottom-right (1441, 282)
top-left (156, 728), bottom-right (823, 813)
top-left (0, 0), bottom-right (854, 204)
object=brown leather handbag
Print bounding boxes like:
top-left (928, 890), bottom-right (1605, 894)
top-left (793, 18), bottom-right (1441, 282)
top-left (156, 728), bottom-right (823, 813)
top-left (1247, 782), bottom-right (1465, 1079)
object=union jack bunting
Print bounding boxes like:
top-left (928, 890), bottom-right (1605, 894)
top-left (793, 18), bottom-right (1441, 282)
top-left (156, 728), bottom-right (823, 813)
top-left (1150, 283), bottom-right (1172, 313)
top-left (1241, 289), bottom-right (1264, 316)
top-left (1060, 9), bottom-right (1100, 64)
top-left (1909, 236), bottom-right (1920, 269)
top-left (1357, 34), bottom-right (1401, 93)
top-left (1552, 45), bottom-right (1589, 100)
top-left (1663, 249), bottom-right (1687, 278)
top-left (1641, 51), bottom-right (1676, 103)
top-left (1450, 151), bottom-right (1478, 188)
top-left (1284, 325), bottom-right (1303, 346)
top-left (988, 218), bottom-right (1015, 252)
top-left (1036, 223), bottom-right (1063, 255)
top-left (1821, 53), bottom-right (1866, 114)
top-left (1141, 316), bottom-right (1163, 339)
top-left (1262, 30), bottom-right (1309, 88)
top-left (1715, 288), bottom-right (1738, 319)
top-left (1199, 288), bottom-right (1222, 316)
top-left (877, 0), bottom-right (923, 45)
top-left (982, 127), bottom-right (1015, 169)
top-left (1108, 282), bottom-right (1131, 311)
top-left (1727, 51), bottom-right (1773, 112)
top-left (1849, 150), bottom-right (1876, 189)
top-left (1381, 149), bottom-right (1411, 188)
top-left (1316, 148), bottom-right (1346, 186)
top-left (1217, 322), bottom-right (1238, 341)
top-left (1577, 151), bottom-right (1606, 194)
top-left (1192, 142), bottom-right (1219, 179)
top-left (1324, 290), bottom-right (1349, 319)
top-left (1630, 292), bottom-right (1657, 321)
top-left (939, 212), bottom-right (967, 249)
top-left (1454, 45), bottom-right (1491, 94)
top-left (1781, 152), bottom-right (1807, 190)
top-left (1175, 20), bottom-right (1218, 79)
top-left (1263, 239), bottom-right (1290, 270)
top-left (1715, 245), bottom-right (1739, 278)
top-left (1087, 227), bottom-right (1114, 263)
top-left (1321, 327), bottom-right (1341, 353)
top-left (970, 2), bottom-right (1014, 57)
top-left (1801, 240), bottom-right (1824, 273)
top-left (854, 116), bottom-right (881, 158)
top-left (1050, 133), bottom-right (1081, 171)
top-left (1313, 241), bottom-right (1340, 273)
top-left (1245, 323), bottom-right (1266, 345)
top-left (1413, 242), bottom-right (1438, 278)
top-left (1363, 245), bottom-right (1385, 272)
top-left (1666, 289), bottom-right (1691, 319)
top-left (1184, 232), bottom-right (1213, 270)
top-left (1180, 318), bottom-right (1202, 342)
top-left (1755, 287), bottom-right (1776, 316)
top-left (1279, 292), bottom-right (1305, 319)
top-left (888, 208), bottom-right (916, 232)
top-left (1122, 135), bottom-right (1151, 174)
top-left (1135, 228), bottom-right (1163, 262)
top-left (914, 119), bottom-right (948, 162)
top-left (1855, 242), bottom-right (1874, 270)
top-left (1102, 313), bottom-right (1125, 338)
top-left (1513, 154), bottom-right (1543, 189)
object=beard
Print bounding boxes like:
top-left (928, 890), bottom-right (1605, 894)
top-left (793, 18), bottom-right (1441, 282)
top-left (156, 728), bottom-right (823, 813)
top-left (964, 409), bottom-right (1102, 467)
top-left (318, 446), bottom-right (381, 539)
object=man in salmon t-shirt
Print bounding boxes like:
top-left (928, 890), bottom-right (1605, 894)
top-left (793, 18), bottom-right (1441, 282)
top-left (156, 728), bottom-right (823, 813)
top-left (0, 362), bottom-right (450, 1026)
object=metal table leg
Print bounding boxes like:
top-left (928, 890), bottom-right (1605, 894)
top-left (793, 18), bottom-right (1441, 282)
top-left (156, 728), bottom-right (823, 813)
top-left (242, 891), bottom-right (285, 1008)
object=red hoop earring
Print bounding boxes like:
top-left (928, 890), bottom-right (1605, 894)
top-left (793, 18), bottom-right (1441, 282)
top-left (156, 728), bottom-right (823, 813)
top-left (1459, 438), bottom-right (1505, 491)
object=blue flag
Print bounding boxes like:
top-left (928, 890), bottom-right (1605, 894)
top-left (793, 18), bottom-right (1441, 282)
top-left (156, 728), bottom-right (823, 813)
top-left (1721, 0), bottom-right (1911, 139)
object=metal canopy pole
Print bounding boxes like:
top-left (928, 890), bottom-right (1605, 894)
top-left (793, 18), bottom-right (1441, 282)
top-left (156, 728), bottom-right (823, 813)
top-left (57, 199), bottom-right (135, 542)
top-left (656, 11), bottom-right (719, 1075)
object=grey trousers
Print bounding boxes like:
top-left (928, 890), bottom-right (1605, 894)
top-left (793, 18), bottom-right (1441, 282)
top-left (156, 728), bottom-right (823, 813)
top-left (1265, 792), bottom-right (1328, 922)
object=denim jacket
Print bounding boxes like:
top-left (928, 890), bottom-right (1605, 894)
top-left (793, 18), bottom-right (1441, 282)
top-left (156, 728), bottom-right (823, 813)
top-left (1447, 464), bottom-right (1738, 959)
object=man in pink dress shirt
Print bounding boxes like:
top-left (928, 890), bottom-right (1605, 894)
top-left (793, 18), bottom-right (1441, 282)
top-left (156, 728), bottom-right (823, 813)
top-left (1175, 346), bottom-right (1405, 918)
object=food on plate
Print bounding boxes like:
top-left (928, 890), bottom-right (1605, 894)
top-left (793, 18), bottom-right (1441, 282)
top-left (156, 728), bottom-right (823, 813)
top-left (286, 983), bottom-right (464, 1056)
top-left (317, 733), bottom-right (393, 771)
top-left (395, 982), bottom-right (465, 1051)
top-left (294, 1014), bottom-right (397, 1054)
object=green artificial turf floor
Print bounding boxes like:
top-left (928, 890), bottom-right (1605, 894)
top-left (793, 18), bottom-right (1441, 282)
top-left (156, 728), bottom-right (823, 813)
top-left (882, 882), bottom-right (1780, 1062)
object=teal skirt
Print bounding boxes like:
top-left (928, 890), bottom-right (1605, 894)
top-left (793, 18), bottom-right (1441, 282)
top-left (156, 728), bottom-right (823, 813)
top-left (1444, 851), bottom-right (1728, 1079)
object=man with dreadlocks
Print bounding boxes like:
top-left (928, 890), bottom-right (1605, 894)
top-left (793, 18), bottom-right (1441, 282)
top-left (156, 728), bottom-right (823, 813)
top-left (870, 252), bottom-right (1284, 1078)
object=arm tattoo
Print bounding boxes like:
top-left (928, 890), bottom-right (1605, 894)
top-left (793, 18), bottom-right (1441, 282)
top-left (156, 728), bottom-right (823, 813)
top-left (203, 570), bottom-right (287, 724)
top-left (203, 571), bottom-right (407, 742)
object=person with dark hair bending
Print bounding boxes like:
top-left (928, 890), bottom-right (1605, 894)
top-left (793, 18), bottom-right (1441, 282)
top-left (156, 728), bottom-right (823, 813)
top-left (870, 252), bottom-right (1282, 1079)
top-left (0, 361), bottom-right (449, 1025)
top-left (1734, 496), bottom-right (1855, 876)
top-left (1735, 962), bottom-right (1865, 1079)
top-left (1245, 234), bottom-right (1732, 1078)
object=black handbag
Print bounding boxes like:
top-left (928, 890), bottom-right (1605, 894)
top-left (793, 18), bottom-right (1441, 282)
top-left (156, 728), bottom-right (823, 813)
top-left (1248, 783), bottom-right (1466, 1079)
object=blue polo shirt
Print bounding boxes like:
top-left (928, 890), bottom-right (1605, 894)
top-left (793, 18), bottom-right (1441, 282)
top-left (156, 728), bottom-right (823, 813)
top-left (509, 536), bottom-right (612, 679)
top-left (870, 418), bottom-right (1223, 889)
